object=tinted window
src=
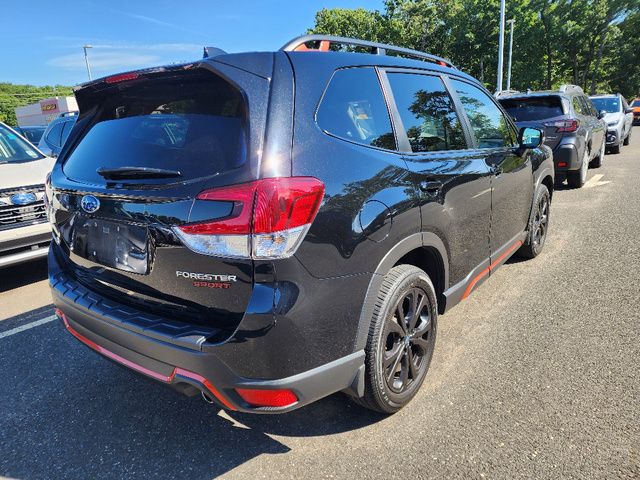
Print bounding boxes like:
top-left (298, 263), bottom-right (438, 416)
top-left (317, 68), bottom-right (396, 150)
top-left (63, 70), bottom-right (247, 184)
top-left (61, 119), bottom-right (75, 146)
top-left (581, 96), bottom-right (596, 117)
top-left (46, 122), bottom-right (64, 147)
top-left (590, 97), bottom-right (621, 113)
top-left (387, 73), bottom-right (466, 152)
top-left (633, 100), bottom-right (640, 107)
top-left (0, 124), bottom-right (44, 163)
top-left (499, 96), bottom-right (564, 121)
top-left (21, 127), bottom-right (45, 144)
top-left (572, 97), bottom-right (585, 115)
top-left (451, 79), bottom-right (516, 148)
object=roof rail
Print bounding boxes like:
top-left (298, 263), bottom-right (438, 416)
top-left (558, 84), bottom-right (583, 94)
top-left (494, 89), bottom-right (521, 98)
top-left (280, 35), bottom-right (456, 69)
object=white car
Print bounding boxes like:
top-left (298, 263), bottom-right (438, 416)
top-left (0, 122), bottom-right (55, 267)
top-left (589, 93), bottom-right (634, 154)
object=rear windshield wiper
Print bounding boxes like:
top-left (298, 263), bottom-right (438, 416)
top-left (96, 166), bottom-right (182, 180)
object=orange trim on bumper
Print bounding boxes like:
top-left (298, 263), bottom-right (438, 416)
top-left (462, 240), bottom-right (523, 300)
top-left (56, 308), bottom-right (236, 410)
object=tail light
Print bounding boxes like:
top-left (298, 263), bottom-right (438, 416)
top-left (544, 119), bottom-right (579, 133)
top-left (173, 177), bottom-right (325, 259)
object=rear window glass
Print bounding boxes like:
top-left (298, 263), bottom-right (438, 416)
top-left (316, 68), bottom-right (396, 150)
top-left (63, 70), bottom-right (246, 184)
top-left (0, 124), bottom-right (44, 163)
top-left (499, 96), bottom-right (564, 121)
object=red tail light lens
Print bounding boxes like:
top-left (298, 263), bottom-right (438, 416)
top-left (235, 388), bottom-right (298, 408)
top-left (544, 119), bottom-right (579, 133)
top-left (105, 72), bottom-right (140, 84)
top-left (173, 177), bottom-right (324, 259)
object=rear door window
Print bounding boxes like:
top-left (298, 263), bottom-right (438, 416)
top-left (450, 79), bottom-right (517, 148)
top-left (316, 67), bottom-right (396, 150)
top-left (61, 119), bottom-right (75, 147)
top-left (572, 97), bottom-right (585, 115)
top-left (63, 70), bottom-right (247, 185)
top-left (499, 96), bottom-right (564, 121)
top-left (387, 73), bottom-right (466, 152)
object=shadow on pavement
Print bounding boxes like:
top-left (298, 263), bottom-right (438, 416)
top-left (0, 321), bottom-right (383, 479)
top-left (0, 258), bottom-right (48, 293)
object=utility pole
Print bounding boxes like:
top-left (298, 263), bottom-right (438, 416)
top-left (83, 45), bottom-right (93, 81)
top-left (506, 19), bottom-right (515, 91)
top-left (496, 0), bottom-right (506, 94)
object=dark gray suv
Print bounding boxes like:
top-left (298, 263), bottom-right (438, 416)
top-left (499, 85), bottom-right (606, 188)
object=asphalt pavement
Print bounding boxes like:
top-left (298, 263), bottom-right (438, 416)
top-left (1, 130), bottom-right (639, 479)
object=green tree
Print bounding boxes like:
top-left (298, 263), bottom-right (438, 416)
top-left (0, 83), bottom-right (74, 125)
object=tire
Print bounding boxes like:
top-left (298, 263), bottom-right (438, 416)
top-left (610, 143), bottom-right (621, 154)
top-left (354, 265), bottom-right (437, 414)
top-left (590, 140), bottom-right (605, 168)
top-left (517, 184), bottom-right (551, 259)
top-left (623, 130), bottom-right (631, 146)
top-left (567, 147), bottom-right (589, 188)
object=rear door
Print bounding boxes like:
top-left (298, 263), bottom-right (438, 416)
top-left (49, 64), bottom-right (270, 332)
top-left (449, 78), bottom-right (533, 257)
top-left (382, 69), bottom-right (492, 286)
top-left (581, 96), bottom-right (605, 151)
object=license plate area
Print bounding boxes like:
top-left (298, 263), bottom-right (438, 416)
top-left (72, 217), bottom-right (149, 274)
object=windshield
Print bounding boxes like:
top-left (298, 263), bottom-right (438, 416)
top-left (633, 100), bottom-right (640, 107)
top-left (63, 70), bottom-right (247, 185)
top-left (499, 96), bottom-right (564, 121)
top-left (590, 97), bottom-right (620, 113)
top-left (0, 124), bottom-right (44, 163)
top-left (21, 126), bottom-right (46, 144)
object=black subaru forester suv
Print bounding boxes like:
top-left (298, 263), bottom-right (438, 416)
top-left (47, 35), bottom-right (554, 414)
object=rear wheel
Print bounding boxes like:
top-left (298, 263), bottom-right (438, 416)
top-left (567, 147), bottom-right (589, 188)
top-left (610, 143), bottom-right (621, 154)
top-left (590, 140), bottom-right (605, 168)
top-left (623, 129), bottom-right (631, 146)
top-left (355, 265), bottom-right (437, 414)
top-left (518, 184), bottom-right (550, 259)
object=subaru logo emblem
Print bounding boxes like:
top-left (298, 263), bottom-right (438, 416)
top-left (81, 195), bottom-right (100, 214)
top-left (10, 192), bottom-right (37, 206)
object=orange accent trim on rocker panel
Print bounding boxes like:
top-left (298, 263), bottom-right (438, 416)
top-left (461, 240), bottom-right (523, 300)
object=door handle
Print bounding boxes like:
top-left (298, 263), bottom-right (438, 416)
top-left (419, 180), bottom-right (443, 194)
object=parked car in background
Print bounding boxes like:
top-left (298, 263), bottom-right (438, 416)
top-left (12, 125), bottom-right (46, 145)
top-left (0, 122), bottom-right (54, 268)
top-left (38, 112), bottom-right (78, 157)
top-left (632, 98), bottom-right (640, 125)
top-left (49, 35), bottom-right (554, 415)
top-left (499, 85), bottom-right (606, 188)
top-left (589, 93), bottom-right (633, 154)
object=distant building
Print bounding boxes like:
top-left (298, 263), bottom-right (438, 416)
top-left (15, 96), bottom-right (78, 126)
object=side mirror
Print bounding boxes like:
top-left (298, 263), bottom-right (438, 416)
top-left (598, 110), bottom-right (607, 119)
top-left (518, 127), bottom-right (544, 149)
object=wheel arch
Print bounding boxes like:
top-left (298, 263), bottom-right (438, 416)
top-left (354, 232), bottom-right (449, 351)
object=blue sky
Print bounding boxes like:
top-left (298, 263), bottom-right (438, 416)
top-left (2, 0), bottom-right (383, 86)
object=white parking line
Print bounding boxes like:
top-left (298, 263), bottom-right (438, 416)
top-left (0, 315), bottom-right (57, 340)
top-left (584, 174), bottom-right (610, 189)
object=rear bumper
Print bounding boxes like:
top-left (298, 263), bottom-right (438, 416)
top-left (49, 248), bottom-right (365, 414)
top-left (552, 143), bottom-right (580, 172)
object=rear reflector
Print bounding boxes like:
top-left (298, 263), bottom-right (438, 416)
top-left (105, 72), bottom-right (140, 84)
top-left (174, 177), bottom-right (324, 259)
top-left (235, 388), bottom-right (298, 408)
top-left (557, 161), bottom-right (568, 167)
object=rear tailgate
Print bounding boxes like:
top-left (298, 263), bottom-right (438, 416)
top-left (49, 62), bottom-right (271, 333)
top-left (499, 96), bottom-right (568, 150)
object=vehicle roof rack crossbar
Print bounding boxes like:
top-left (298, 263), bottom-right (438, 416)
top-left (280, 35), bottom-right (456, 69)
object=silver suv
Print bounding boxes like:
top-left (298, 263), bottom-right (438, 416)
top-left (0, 123), bottom-right (54, 267)
top-left (589, 93), bottom-right (634, 154)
